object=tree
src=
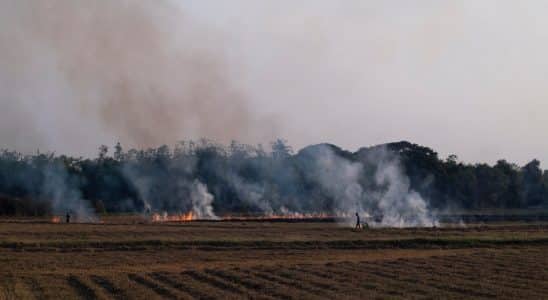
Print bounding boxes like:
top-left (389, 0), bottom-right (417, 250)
top-left (522, 159), bottom-right (544, 206)
top-left (1, 139), bottom-right (548, 216)
top-left (114, 142), bottom-right (123, 161)
top-left (271, 139), bottom-right (293, 160)
top-left (98, 145), bottom-right (109, 160)
top-left (446, 154), bottom-right (458, 165)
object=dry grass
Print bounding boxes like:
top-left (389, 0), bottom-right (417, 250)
top-left (0, 218), bottom-right (547, 299)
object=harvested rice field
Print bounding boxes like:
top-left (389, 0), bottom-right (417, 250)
top-left (0, 219), bottom-right (546, 299)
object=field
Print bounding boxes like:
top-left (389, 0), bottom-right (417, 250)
top-left (0, 217), bottom-right (547, 299)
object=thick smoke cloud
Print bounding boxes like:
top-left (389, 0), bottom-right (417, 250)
top-left (124, 141), bottom-right (438, 227)
top-left (4, 1), bottom-right (548, 165)
top-left (371, 149), bottom-right (438, 227)
top-left (189, 180), bottom-right (217, 219)
top-left (0, 0), bottom-right (275, 156)
top-left (298, 145), bottom-right (437, 227)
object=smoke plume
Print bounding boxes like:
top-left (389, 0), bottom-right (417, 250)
top-left (372, 150), bottom-right (438, 227)
top-left (0, 0), bottom-right (276, 156)
top-left (299, 144), bottom-right (437, 227)
top-left (189, 180), bottom-right (217, 219)
top-left (1, 1), bottom-right (452, 225)
top-left (3, 1), bottom-right (548, 165)
top-left (42, 164), bottom-right (96, 222)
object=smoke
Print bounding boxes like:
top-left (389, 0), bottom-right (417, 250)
top-left (0, 0), bottom-right (276, 156)
top-left (42, 164), bottom-right (96, 222)
top-left (1, 1), bottom-right (444, 225)
top-left (121, 149), bottom-right (219, 220)
top-left (300, 144), bottom-right (438, 227)
top-left (189, 180), bottom-right (217, 219)
top-left (4, 1), bottom-right (548, 165)
top-left (17, 139), bottom-right (438, 226)
top-left (226, 173), bottom-right (271, 214)
top-left (373, 151), bottom-right (438, 227)
top-left (132, 177), bottom-right (219, 220)
top-left (182, 142), bottom-right (438, 227)
top-left (297, 145), bottom-right (363, 214)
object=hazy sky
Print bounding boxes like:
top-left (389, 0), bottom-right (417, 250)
top-left (2, 1), bottom-right (548, 165)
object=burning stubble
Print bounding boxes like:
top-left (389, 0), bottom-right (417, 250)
top-left (142, 143), bottom-right (438, 227)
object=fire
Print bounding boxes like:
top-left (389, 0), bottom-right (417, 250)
top-left (151, 211), bottom-right (195, 222)
top-left (150, 211), bottom-right (350, 222)
top-left (50, 215), bottom-right (103, 224)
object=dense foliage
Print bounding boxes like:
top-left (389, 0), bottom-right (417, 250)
top-left (0, 140), bottom-right (547, 216)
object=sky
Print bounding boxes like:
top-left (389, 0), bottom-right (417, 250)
top-left (1, 1), bottom-right (548, 165)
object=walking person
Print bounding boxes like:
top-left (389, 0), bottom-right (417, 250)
top-left (355, 212), bottom-right (361, 230)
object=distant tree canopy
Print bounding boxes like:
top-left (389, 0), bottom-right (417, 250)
top-left (0, 140), bottom-right (547, 216)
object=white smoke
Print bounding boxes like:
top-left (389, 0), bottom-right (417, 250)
top-left (123, 160), bottom-right (219, 220)
top-left (213, 143), bottom-right (439, 227)
top-left (119, 142), bottom-right (438, 226)
top-left (42, 166), bottom-right (97, 222)
top-left (227, 173), bottom-right (272, 214)
top-left (312, 146), bottom-right (364, 214)
top-left (189, 180), bottom-right (218, 219)
top-left (306, 145), bottom-right (438, 228)
top-left (374, 157), bottom-right (438, 227)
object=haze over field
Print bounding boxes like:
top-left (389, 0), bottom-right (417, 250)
top-left (2, 1), bottom-right (548, 165)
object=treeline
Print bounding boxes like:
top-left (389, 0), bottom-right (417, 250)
top-left (0, 140), bottom-right (547, 216)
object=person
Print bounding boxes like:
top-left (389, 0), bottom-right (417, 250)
top-left (355, 212), bottom-right (361, 230)
top-left (66, 212), bottom-right (71, 224)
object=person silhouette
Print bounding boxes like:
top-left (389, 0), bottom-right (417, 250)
top-left (66, 212), bottom-right (71, 224)
top-left (355, 212), bottom-right (361, 230)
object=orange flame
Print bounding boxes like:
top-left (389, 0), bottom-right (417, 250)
top-left (150, 211), bottom-right (351, 222)
top-left (151, 212), bottom-right (195, 222)
top-left (50, 215), bottom-right (103, 224)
